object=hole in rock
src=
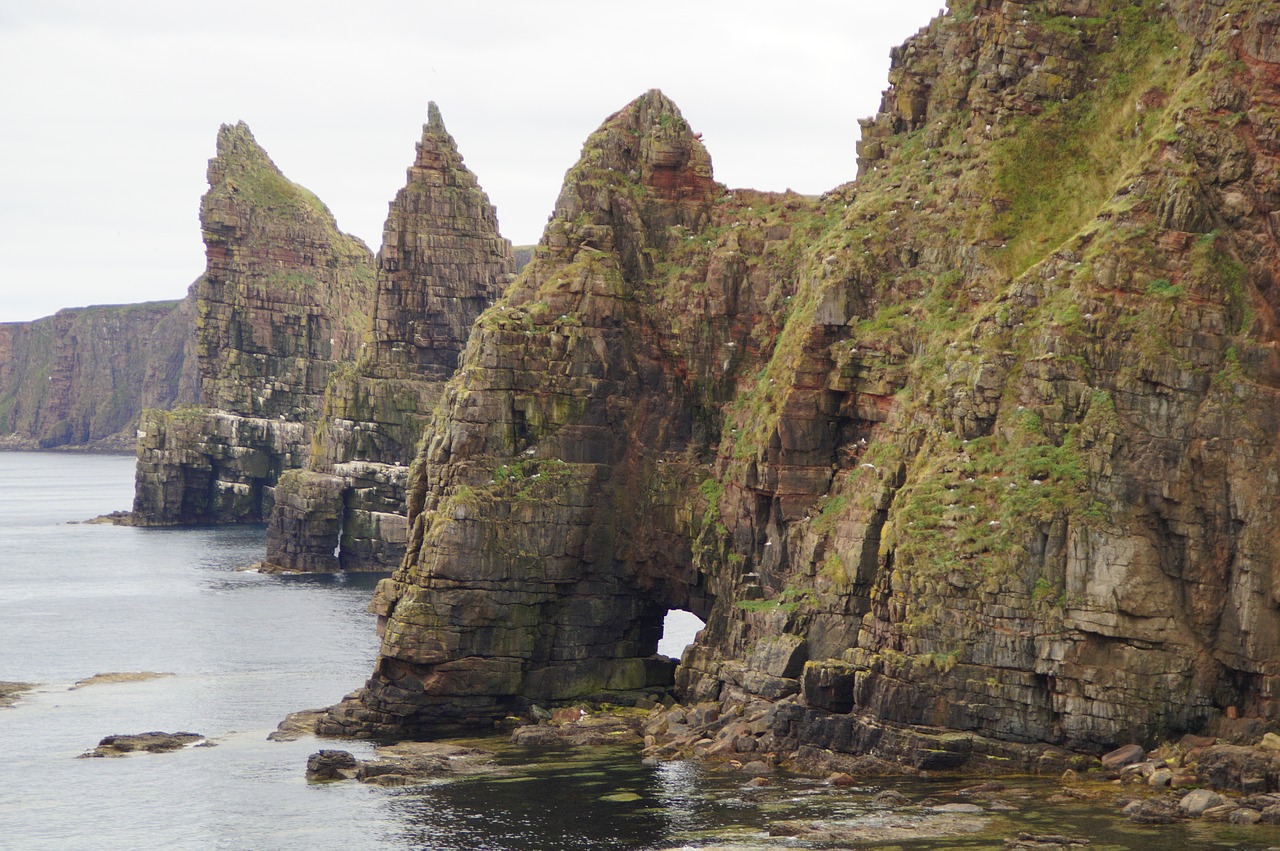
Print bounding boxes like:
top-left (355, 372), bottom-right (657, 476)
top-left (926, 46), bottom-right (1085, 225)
top-left (657, 609), bottom-right (705, 659)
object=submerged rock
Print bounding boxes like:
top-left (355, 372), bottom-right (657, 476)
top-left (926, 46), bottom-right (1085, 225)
top-left (766, 811), bottom-right (987, 844)
top-left (306, 741), bottom-right (498, 786)
top-left (1003, 834), bottom-right (1091, 850)
top-left (80, 732), bottom-right (205, 757)
top-left (1123, 797), bottom-right (1180, 825)
top-left (929, 802), bottom-right (983, 814)
top-left (871, 789), bottom-right (912, 808)
top-left (0, 681), bottom-right (36, 708)
top-left (70, 672), bottom-right (173, 689)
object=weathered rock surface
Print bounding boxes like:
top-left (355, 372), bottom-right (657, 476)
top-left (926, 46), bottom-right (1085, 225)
top-left (70, 671), bottom-right (174, 689)
top-left (80, 731), bottom-right (205, 757)
top-left (1180, 788), bottom-right (1226, 815)
top-left (131, 122), bottom-right (377, 525)
top-left (320, 89), bottom-right (727, 737)
top-left (267, 707), bottom-right (329, 741)
top-left (1100, 744), bottom-right (1146, 769)
top-left (766, 811), bottom-right (988, 844)
top-left (1195, 744), bottom-right (1280, 791)
top-left (319, 0), bottom-right (1280, 771)
top-left (0, 292), bottom-right (196, 450)
top-left (1123, 796), bottom-right (1182, 825)
top-left (305, 741), bottom-right (498, 785)
top-left (262, 103), bottom-right (512, 572)
top-left (1004, 834), bottom-right (1091, 850)
top-left (510, 705), bottom-right (648, 748)
top-left (305, 748), bottom-right (358, 781)
top-left (0, 681), bottom-right (36, 708)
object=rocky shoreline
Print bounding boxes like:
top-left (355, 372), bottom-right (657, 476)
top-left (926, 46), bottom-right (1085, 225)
top-left (289, 697), bottom-right (1280, 843)
top-left (0, 437), bottom-right (137, 453)
top-left (259, 696), bottom-right (1280, 844)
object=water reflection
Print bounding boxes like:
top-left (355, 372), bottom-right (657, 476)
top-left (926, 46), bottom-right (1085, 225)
top-left (383, 747), bottom-right (670, 850)
top-left (653, 760), bottom-right (708, 836)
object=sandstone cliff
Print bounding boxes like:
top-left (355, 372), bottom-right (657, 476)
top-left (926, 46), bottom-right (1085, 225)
top-left (321, 0), bottom-right (1280, 772)
top-left (263, 103), bottom-right (513, 571)
top-left (0, 293), bottom-right (196, 450)
top-left (132, 123), bottom-right (376, 524)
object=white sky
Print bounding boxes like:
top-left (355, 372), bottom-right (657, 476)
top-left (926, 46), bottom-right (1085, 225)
top-left (0, 0), bottom-right (943, 322)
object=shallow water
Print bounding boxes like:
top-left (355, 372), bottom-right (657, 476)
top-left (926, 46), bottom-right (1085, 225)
top-left (4, 451), bottom-right (1280, 850)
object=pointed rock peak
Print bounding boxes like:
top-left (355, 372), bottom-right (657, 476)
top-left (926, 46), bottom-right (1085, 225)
top-left (412, 102), bottom-right (463, 173)
top-left (216, 121), bottom-right (256, 156)
top-left (205, 121), bottom-right (335, 224)
top-left (427, 101), bottom-right (446, 134)
top-left (617, 88), bottom-right (684, 132)
top-left (212, 120), bottom-right (279, 176)
top-left (421, 101), bottom-right (456, 148)
top-left (551, 89), bottom-right (717, 238)
top-left (576, 89), bottom-right (715, 198)
top-left (217, 119), bottom-right (254, 144)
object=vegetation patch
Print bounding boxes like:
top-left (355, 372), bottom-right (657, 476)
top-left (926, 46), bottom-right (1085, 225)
top-left (990, 2), bottom-right (1186, 274)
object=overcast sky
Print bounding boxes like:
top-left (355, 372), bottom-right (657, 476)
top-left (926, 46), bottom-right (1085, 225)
top-left (0, 0), bottom-right (943, 322)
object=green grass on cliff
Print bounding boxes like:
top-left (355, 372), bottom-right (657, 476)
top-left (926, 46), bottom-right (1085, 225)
top-left (230, 160), bottom-right (335, 222)
top-left (991, 3), bottom-right (1187, 275)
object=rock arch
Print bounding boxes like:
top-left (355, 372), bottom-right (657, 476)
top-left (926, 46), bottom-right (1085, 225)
top-left (320, 91), bottom-right (726, 737)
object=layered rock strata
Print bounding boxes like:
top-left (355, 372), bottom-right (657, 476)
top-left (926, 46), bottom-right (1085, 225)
top-left (322, 89), bottom-right (783, 735)
top-left (0, 294), bottom-right (196, 450)
top-left (262, 104), bottom-right (513, 571)
top-left (321, 0), bottom-right (1280, 773)
top-left (132, 123), bottom-right (376, 524)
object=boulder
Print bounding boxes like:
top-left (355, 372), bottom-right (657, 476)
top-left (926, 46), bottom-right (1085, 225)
top-left (1179, 788), bottom-right (1226, 816)
top-left (1125, 797), bottom-right (1179, 824)
top-left (306, 749), bottom-right (358, 781)
top-left (1195, 745), bottom-right (1280, 792)
top-left (872, 789), bottom-right (912, 807)
top-left (1101, 744), bottom-right (1146, 769)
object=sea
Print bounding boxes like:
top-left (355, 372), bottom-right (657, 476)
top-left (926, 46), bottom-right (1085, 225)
top-left (3, 451), bottom-right (1276, 850)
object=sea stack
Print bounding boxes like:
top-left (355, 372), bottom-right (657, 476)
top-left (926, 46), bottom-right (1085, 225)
top-left (131, 122), bottom-right (376, 524)
top-left (262, 102), bottom-right (514, 572)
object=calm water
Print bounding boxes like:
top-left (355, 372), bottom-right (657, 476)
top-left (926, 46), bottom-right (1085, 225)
top-left (3, 452), bottom-right (1278, 850)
